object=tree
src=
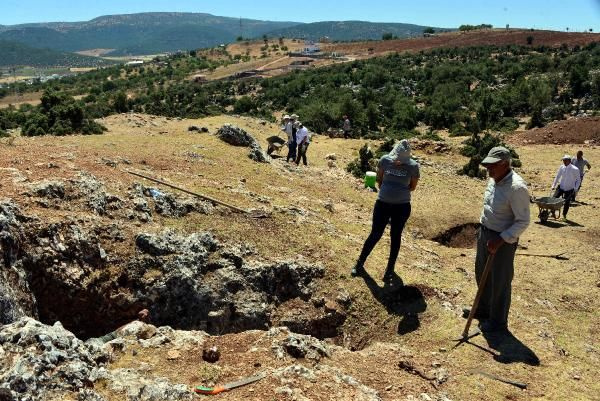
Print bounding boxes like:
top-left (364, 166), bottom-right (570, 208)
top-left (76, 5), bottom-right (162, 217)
top-left (423, 27), bottom-right (435, 34)
top-left (382, 32), bottom-right (393, 40)
top-left (526, 36), bottom-right (534, 45)
top-left (569, 65), bottom-right (589, 98)
top-left (113, 91), bottom-right (129, 113)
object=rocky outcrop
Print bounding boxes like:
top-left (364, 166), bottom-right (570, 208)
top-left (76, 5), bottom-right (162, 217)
top-left (216, 125), bottom-right (270, 163)
top-left (0, 318), bottom-right (197, 401)
top-left (0, 200), bottom-right (330, 340)
top-left (0, 200), bottom-right (37, 325)
top-left (0, 320), bottom-right (384, 401)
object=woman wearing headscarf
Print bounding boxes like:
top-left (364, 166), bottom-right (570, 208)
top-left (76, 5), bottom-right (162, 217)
top-left (352, 139), bottom-right (420, 279)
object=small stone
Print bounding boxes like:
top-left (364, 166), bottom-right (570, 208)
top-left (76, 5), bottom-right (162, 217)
top-left (166, 350), bottom-right (181, 360)
top-left (203, 346), bottom-right (221, 363)
top-left (432, 361), bottom-right (441, 368)
top-left (573, 375), bottom-right (581, 380)
top-left (439, 347), bottom-right (447, 352)
top-left (420, 393), bottom-right (433, 401)
top-left (385, 385), bottom-right (392, 391)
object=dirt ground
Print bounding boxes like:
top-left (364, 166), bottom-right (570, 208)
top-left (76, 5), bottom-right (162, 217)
top-left (509, 116), bottom-right (600, 145)
top-left (323, 29), bottom-right (600, 58)
top-left (1, 114), bottom-right (599, 400)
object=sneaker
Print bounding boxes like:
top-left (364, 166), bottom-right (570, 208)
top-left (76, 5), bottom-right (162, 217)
top-left (351, 263), bottom-right (365, 277)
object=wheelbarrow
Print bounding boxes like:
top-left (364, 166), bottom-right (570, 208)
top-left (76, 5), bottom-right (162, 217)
top-left (532, 195), bottom-right (565, 223)
top-left (266, 135), bottom-right (286, 155)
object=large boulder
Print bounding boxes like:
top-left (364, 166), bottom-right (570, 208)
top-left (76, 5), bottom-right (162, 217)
top-left (216, 125), bottom-right (270, 163)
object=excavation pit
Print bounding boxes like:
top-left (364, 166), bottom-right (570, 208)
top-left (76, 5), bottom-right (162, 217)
top-left (432, 223), bottom-right (480, 248)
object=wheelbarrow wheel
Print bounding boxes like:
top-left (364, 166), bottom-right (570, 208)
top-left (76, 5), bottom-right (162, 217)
top-left (539, 209), bottom-right (549, 223)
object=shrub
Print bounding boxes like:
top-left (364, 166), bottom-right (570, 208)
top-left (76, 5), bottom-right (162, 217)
top-left (458, 133), bottom-right (521, 178)
top-left (346, 143), bottom-right (376, 178)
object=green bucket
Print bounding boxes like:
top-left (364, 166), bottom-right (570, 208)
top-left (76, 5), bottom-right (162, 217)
top-left (364, 171), bottom-right (376, 188)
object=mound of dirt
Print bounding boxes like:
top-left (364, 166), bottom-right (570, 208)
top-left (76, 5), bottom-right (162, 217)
top-left (509, 117), bottom-right (600, 145)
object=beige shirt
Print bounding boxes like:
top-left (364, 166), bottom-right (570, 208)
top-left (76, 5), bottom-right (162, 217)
top-left (480, 170), bottom-right (530, 244)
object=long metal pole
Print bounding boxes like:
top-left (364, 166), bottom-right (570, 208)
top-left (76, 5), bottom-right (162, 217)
top-left (125, 170), bottom-right (248, 214)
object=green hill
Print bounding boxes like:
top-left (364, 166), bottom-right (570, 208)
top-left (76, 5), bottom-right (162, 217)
top-left (0, 40), bottom-right (114, 68)
top-left (0, 12), bottom-right (300, 55)
top-left (264, 20), bottom-right (451, 41)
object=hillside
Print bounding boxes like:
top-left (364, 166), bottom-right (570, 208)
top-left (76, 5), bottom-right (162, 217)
top-left (0, 113), bottom-right (599, 400)
top-left (0, 12), bottom-right (300, 55)
top-left (265, 20), bottom-right (450, 41)
top-left (0, 39), bottom-right (114, 68)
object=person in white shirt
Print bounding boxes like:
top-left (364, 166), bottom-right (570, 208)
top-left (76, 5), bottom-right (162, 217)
top-left (571, 150), bottom-right (591, 202)
top-left (295, 122), bottom-right (310, 166)
top-left (551, 154), bottom-right (580, 220)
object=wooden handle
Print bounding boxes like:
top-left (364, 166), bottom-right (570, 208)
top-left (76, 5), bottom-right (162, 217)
top-left (462, 253), bottom-right (495, 338)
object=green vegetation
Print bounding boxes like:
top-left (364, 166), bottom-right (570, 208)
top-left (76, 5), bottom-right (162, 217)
top-left (1, 41), bottom-right (598, 166)
top-left (0, 40), bottom-right (115, 68)
top-left (458, 133), bottom-right (521, 178)
top-left (0, 13), bottom-right (298, 55)
top-left (21, 90), bottom-right (105, 136)
top-left (346, 138), bottom-right (395, 178)
top-left (265, 21), bottom-right (450, 42)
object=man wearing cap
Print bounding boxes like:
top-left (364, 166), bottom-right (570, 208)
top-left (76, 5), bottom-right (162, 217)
top-left (551, 155), bottom-right (580, 220)
top-left (472, 146), bottom-right (530, 333)
top-left (570, 150), bottom-right (591, 202)
top-left (282, 115), bottom-right (296, 162)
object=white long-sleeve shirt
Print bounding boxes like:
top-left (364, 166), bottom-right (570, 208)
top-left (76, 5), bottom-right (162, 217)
top-left (296, 127), bottom-right (309, 144)
top-left (480, 170), bottom-right (530, 244)
top-left (552, 164), bottom-right (580, 191)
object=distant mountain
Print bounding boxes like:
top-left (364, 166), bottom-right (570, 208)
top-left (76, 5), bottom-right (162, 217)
top-left (0, 40), bottom-right (115, 67)
top-left (264, 21), bottom-right (451, 41)
top-left (0, 12), bottom-right (300, 55)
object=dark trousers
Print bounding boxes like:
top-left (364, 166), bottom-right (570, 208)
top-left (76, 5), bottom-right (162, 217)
top-left (553, 187), bottom-right (574, 217)
top-left (295, 143), bottom-right (309, 165)
top-left (286, 141), bottom-right (297, 162)
top-left (343, 130), bottom-right (351, 139)
top-left (475, 226), bottom-right (517, 327)
top-left (572, 176), bottom-right (584, 202)
top-left (357, 200), bottom-right (411, 271)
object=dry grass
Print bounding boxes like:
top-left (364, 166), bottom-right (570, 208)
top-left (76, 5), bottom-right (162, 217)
top-left (0, 114), bottom-right (599, 400)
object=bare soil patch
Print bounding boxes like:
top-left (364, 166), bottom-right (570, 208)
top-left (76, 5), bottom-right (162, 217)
top-left (324, 29), bottom-right (600, 57)
top-left (508, 116), bottom-right (600, 145)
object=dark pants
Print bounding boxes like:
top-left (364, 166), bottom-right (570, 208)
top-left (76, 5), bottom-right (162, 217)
top-left (553, 187), bottom-right (574, 217)
top-left (357, 200), bottom-right (411, 271)
top-left (343, 130), bottom-right (351, 139)
top-left (475, 226), bottom-right (517, 328)
top-left (572, 176), bottom-right (584, 202)
top-left (286, 141), bottom-right (297, 162)
top-left (295, 143), bottom-right (309, 165)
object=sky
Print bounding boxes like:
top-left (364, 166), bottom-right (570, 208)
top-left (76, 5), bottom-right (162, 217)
top-left (2, 0), bottom-right (599, 32)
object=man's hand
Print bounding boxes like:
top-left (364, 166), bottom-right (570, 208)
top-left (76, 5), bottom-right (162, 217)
top-left (487, 237), bottom-right (505, 254)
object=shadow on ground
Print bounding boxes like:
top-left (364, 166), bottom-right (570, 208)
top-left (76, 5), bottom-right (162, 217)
top-left (534, 220), bottom-right (584, 228)
top-left (483, 330), bottom-right (540, 366)
top-left (360, 270), bottom-right (427, 335)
